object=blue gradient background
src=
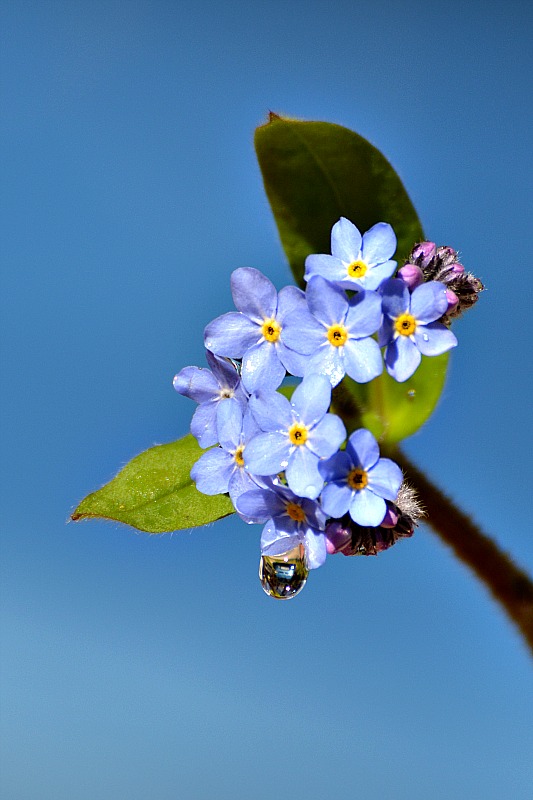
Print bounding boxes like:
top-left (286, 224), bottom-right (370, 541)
top-left (2, 2), bottom-right (532, 798)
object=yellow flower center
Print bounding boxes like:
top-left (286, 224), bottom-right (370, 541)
top-left (347, 259), bottom-right (368, 279)
top-left (286, 502), bottom-right (306, 523)
top-left (394, 313), bottom-right (417, 337)
top-left (288, 422), bottom-right (308, 447)
top-left (327, 324), bottom-right (348, 347)
top-left (234, 445), bottom-right (245, 467)
top-left (261, 317), bottom-right (281, 342)
top-left (347, 467), bottom-right (368, 490)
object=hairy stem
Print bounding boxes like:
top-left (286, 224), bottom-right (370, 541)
top-left (397, 450), bottom-right (533, 656)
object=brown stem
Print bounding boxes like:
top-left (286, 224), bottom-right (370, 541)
top-left (397, 449), bottom-right (533, 656)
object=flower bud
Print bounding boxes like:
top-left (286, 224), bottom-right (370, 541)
top-left (397, 264), bottom-right (424, 291)
top-left (380, 503), bottom-right (399, 528)
top-left (325, 519), bottom-right (352, 554)
top-left (445, 288), bottom-right (459, 313)
top-left (405, 241), bottom-right (484, 322)
top-left (410, 241), bottom-right (436, 268)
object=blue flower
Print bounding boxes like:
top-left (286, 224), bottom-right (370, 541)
top-left (304, 217), bottom-right (397, 291)
top-left (320, 428), bottom-right (403, 527)
top-left (281, 275), bottom-right (383, 386)
top-left (235, 481), bottom-right (328, 569)
top-left (173, 350), bottom-right (248, 447)
top-left (190, 401), bottom-right (260, 504)
top-left (379, 278), bottom-right (458, 382)
top-left (203, 268), bottom-right (308, 393)
top-left (244, 373), bottom-right (346, 500)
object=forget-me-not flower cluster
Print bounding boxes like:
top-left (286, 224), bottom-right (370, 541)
top-left (173, 217), bottom-right (465, 573)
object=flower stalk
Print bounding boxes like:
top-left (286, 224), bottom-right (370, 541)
top-left (396, 450), bottom-right (533, 656)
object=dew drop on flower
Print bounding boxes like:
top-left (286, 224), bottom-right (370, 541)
top-left (259, 542), bottom-right (309, 600)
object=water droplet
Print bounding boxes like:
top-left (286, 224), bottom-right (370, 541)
top-left (259, 542), bottom-right (309, 600)
top-left (422, 334), bottom-right (429, 341)
top-left (407, 389), bottom-right (416, 399)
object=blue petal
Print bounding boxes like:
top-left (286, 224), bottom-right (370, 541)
top-left (306, 275), bottom-right (348, 325)
top-left (235, 487), bottom-right (285, 523)
top-left (320, 481), bottom-right (353, 518)
top-left (191, 448), bottom-right (234, 495)
top-left (261, 524), bottom-right (299, 555)
top-left (361, 222), bottom-right (397, 264)
top-left (228, 469), bottom-right (260, 507)
top-left (368, 457), bottom-right (403, 501)
top-left (349, 488), bottom-right (386, 526)
top-left (204, 312), bottom-right (260, 357)
top-left (173, 366), bottom-right (219, 402)
top-left (216, 398), bottom-right (243, 451)
top-left (205, 350), bottom-right (242, 391)
top-left (291, 373), bottom-right (331, 426)
top-left (230, 267), bottom-right (277, 322)
top-left (244, 432), bottom-right (290, 474)
top-left (277, 285), bottom-right (306, 321)
top-left (380, 279), bottom-right (409, 318)
top-left (304, 254), bottom-right (347, 283)
top-left (190, 401), bottom-right (218, 447)
top-left (281, 309), bottom-right (326, 355)
top-left (378, 316), bottom-right (394, 347)
top-left (304, 529), bottom-right (327, 569)
top-left (343, 337), bottom-right (383, 383)
top-left (318, 450), bottom-right (351, 482)
top-left (330, 217), bottom-right (362, 261)
top-left (361, 260), bottom-right (397, 291)
top-left (300, 497), bottom-right (327, 531)
top-left (414, 323), bottom-right (458, 356)
top-left (302, 344), bottom-right (345, 387)
top-left (249, 391), bottom-right (292, 432)
top-left (241, 340), bottom-right (286, 394)
top-left (346, 428), bottom-right (380, 471)
top-left (385, 336), bottom-right (421, 382)
top-left (308, 413), bottom-right (346, 459)
top-left (276, 341), bottom-right (309, 377)
top-left (410, 281), bottom-right (448, 324)
top-left (285, 446), bottom-right (323, 499)
top-left (242, 406), bottom-right (260, 441)
top-left (346, 290), bottom-right (383, 338)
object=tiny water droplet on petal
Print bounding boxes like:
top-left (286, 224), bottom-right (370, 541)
top-left (259, 542), bottom-right (309, 600)
top-left (422, 333), bottom-right (429, 341)
top-left (407, 389), bottom-right (416, 399)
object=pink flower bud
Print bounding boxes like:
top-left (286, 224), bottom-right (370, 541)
top-left (380, 504), bottom-right (399, 528)
top-left (411, 241), bottom-right (436, 267)
top-left (445, 288), bottom-right (459, 312)
top-left (397, 264), bottom-right (424, 291)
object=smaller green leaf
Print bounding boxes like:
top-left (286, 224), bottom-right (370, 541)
top-left (71, 435), bottom-right (234, 533)
top-left (341, 353), bottom-right (450, 443)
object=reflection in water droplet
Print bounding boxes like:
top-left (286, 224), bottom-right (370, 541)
top-left (259, 542), bottom-right (309, 600)
top-left (422, 334), bottom-right (429, 341)
top-left (407, 389), bottom-right (416, 399)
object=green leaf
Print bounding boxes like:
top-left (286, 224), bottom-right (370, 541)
top-left (71, 435), bottom-right (234, 533)
top-left (254, 115), bottom-right (449, 444)
top-left (255, 116), bottom-right (424, 287)
top-left (338, 353), bottom-right (450, 444)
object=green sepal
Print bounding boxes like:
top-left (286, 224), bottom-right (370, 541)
top-left (71, 435), bottom-right (234, 533)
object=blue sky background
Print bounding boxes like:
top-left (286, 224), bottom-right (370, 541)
top-left (2, 1), bottom-right (532, 798)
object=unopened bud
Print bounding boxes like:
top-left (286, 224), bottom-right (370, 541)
top-left (397, 264), bottom-right (424, 291)
top-left (410, 241), bottom-right (436, 268)
top-left (380, 503), bottom-right (399, 528)
top-left (445, 288), bottom-right (459, 313)
top-left (325, 519), bottom-right (352, 554)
